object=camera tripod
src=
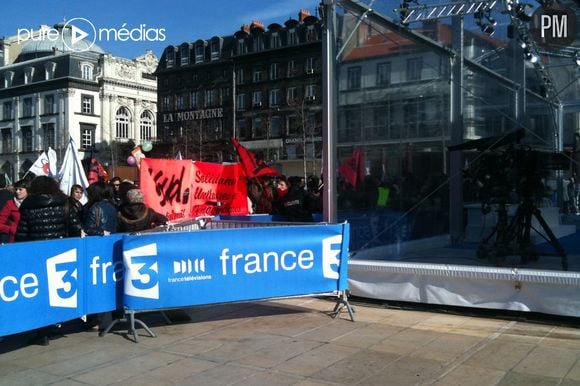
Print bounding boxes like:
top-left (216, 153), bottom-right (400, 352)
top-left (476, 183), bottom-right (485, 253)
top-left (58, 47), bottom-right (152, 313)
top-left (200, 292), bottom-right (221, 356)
top-left (476, 195), bottom-right (568, 271)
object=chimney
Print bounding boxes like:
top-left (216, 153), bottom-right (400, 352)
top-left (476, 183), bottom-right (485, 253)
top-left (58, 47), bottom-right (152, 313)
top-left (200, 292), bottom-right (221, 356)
top-left (250, 20), bottom-right (265, 31)
top-left (299, 9), bottom-right (310, 22)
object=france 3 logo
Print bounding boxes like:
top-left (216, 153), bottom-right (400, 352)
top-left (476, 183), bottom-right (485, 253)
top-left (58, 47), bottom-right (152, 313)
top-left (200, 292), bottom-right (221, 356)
top-left (46, 249), bottom-right (79, 308)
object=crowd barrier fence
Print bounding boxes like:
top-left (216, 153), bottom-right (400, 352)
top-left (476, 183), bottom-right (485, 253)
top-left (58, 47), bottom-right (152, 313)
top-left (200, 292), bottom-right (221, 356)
top-left (0, 219), bottom-right (351, 340)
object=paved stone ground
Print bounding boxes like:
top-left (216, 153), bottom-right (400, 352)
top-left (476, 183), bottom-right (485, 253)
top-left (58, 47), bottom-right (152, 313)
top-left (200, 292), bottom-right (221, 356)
top-left (1, 297), bottom-right (580, 385)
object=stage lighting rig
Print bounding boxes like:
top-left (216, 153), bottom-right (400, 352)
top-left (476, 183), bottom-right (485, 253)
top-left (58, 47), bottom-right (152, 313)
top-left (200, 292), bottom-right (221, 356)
top-left (394, 0), bottom-right (498, 25)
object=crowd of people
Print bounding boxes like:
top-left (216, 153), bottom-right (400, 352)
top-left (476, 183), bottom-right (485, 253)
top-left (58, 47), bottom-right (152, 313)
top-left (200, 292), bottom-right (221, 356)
top-left (0, 174), bottom-right (169, 345)
top-left (247, 174), bottom-right (323, 222)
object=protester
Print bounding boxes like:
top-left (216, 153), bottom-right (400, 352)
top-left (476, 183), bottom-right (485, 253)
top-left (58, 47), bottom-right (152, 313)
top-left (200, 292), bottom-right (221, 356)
top-left (15, 176), bottom-right (82, 345)
top-left (16, 176), bottom-right (82, 242)
top-left (83, 181), bottom-right (118, 236)
top-left (273, 176), bottom-right (313, 222)
top-left (68, 184), bottom-right (86, 223)
top-left (117, 188), bottom-right (168, 232)
top-left (0, 179), bottom-right (29, 243)
top-left (109, 176), bottom-right (122, 207)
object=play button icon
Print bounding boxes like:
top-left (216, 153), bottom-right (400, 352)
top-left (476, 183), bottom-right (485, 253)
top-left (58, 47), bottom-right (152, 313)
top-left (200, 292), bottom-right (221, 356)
top-left (62, 17), bottom-right (96, 52)
top-left (71, 24), bottom-right (89, 45)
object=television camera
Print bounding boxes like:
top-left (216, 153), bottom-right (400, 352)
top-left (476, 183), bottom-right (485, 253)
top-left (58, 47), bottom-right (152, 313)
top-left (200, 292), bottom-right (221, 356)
top-left (449, 129), bottom-right (570, 270)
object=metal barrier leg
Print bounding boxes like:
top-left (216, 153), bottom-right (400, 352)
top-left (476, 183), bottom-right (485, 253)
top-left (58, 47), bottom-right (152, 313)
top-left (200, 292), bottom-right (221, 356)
top-left (330, 291), bottom-right (355, 322)
top-left (99, 310), bottom-right (156, 343)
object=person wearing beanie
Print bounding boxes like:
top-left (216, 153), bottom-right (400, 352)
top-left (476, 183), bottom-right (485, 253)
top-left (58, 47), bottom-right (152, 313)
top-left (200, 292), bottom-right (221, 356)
top-left (117, 188), bottom-right (168, 233)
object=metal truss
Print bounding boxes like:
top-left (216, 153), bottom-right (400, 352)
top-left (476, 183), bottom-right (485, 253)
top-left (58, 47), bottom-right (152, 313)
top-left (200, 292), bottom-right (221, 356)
top-left (394, 0), bottom-right (498, 24)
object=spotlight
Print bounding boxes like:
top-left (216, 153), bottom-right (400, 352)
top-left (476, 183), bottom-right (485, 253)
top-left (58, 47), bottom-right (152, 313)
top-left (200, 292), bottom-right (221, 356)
top-left (515, 3), bottom-right (534, 22)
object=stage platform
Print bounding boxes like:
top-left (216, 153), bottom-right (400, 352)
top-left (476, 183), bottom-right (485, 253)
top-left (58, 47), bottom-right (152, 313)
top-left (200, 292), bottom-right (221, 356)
top-left (348, 223), bottom-right (580, 319)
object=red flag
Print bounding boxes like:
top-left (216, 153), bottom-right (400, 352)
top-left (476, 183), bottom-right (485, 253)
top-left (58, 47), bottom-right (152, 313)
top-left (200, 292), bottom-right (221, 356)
top-left (338, 148), bottom-right (365, 189)
top-left (88, 158), bottom-right (109, 184)
top-left (231, 138), bottom-right (281, 179)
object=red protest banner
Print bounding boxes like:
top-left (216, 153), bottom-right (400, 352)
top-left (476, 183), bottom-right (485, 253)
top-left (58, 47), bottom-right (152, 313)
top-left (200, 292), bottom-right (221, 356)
top-left (189, 161), bottom-right (249, 217)
top-left (140, 158), bottom-right (248, 221)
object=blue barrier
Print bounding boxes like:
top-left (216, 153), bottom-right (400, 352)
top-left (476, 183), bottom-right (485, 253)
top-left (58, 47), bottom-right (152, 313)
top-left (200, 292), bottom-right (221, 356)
top-left (0, 223), bottom-right (349, 337)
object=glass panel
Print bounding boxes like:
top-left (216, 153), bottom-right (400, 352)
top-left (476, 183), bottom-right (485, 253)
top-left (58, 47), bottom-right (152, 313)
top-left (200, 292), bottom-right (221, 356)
top-left (335, 0), bottom-right (575, 272)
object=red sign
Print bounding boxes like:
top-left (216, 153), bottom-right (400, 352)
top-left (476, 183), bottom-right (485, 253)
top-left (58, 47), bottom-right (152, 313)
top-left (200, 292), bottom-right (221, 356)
top-left (140, 159), bottom-right (249, 221)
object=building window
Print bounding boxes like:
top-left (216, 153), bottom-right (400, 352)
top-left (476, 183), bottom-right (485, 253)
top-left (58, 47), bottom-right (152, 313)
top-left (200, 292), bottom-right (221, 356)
top-left (237, 119), bottom-right (248, 139)
top-left (287, 87), bottom-right (297, 105)
top-left (306, 26), bottom-right (318, 41)
top-left (270, 63), bottom-right (279, 80)
top-left (81, 63), bottom-right (93, 80)
top-left (236, 94), bottom-right (246, 111)
top-left (210, 40), bottom-right (220, 60)
top-left (288, 29), bottom-right (298, 45)
top-left (406, 58), bottom-right (423, 81)
top-left (42, 123), bottom-right (55, 149)
top-left (2, 129), bottom-right (12, 153)
top-left (44, 94), bottom-right (55, 115)
top-left (205, 89), bottom-right (216, 107)
top-left (140, 110), bottom-right (154, 140)
top-left (21, 126), bottom-right (33, 152)
top-left (286, 144), bottom-right (297, 160)
top-left (237, 39), bottom-right (246, 55)
top-left (190, 91), bottom-right (200, 108)
top-left (347, 67), bottom-right (361, 90)
top-left (287, 60), bottom-right (297, 77)
top-left (269, 89), bottom-right (281, 107)
top-left (80, 124), bottom-right (95, 150)
top-left (305, 84), bottom-right (317, 100)
top-left (306, 57), bottom-right (316, 74)
top-left (115, 106), bottom-right (131, 139)
top-left (81, 94), bottom-right (93, 114)
top-left (22, 98), bottom-right (33, 117)
top-left (24, 67), bottom-right (35, 84)
top-left (253, 69), bottom-right (263, 83)
top-left (4, 71), bottom-right (14, 88)
top-left (271, 115), bottom-right (282, 137)
top-left (180, 45), bottom-right (189, 65)
top-left (45, 62), bottom-right (56, 80)
top-left (253, 117), bottom-right (264, 138)
top-left (3, 101), bottom-right (13, 120)
top-left (287, 115), bottom-right (299, 135)
top-left (162, 95), bottom-right (171, 111)
top-left (195, 44), bottom-right (204, 63)
top-left (252, 91), bottom-right (263, 107)
top-left (166, 48), bottom-right (175, 68)
top-left (235, 68), bottom-right (245, 85)
top-left (176, 94), bottom-right (185, 110)
top-left (253, 36), bottom-right (263, 52)
top-left (271, 32), bottom-right (281, 48)
top-left (377, 62), bottom-right (391, 86)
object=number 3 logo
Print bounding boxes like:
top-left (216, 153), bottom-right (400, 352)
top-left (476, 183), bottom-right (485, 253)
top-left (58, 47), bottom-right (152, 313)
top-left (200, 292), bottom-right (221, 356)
top-left (124, 243), bottom-right (159, 300)
top-left (46, 249), bottom-right (78, 308)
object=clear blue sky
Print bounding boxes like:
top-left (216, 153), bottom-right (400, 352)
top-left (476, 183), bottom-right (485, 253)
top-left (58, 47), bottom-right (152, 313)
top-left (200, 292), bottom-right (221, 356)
top-left (2, 0), bottom-right (322, 59)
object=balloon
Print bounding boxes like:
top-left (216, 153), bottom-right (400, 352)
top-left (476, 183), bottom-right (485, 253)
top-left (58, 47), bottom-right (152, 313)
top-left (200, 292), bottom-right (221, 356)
top-left (126, 156), bottom-right (136, 165)
top-left (142, 141), bottom-right (153, 152)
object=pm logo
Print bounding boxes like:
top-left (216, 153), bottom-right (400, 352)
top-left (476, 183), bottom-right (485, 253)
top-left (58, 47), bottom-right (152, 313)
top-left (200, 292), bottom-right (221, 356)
top-left (173, 258), bottom-right (205, 274)
top-left (531, 4), bottom-right (576, 49)
top-left (46, 249), bottom-right (78, 308)
top-left (124, 243), bottom-right (159, 300)
top-left (322, 235), bottom-right (342, 279)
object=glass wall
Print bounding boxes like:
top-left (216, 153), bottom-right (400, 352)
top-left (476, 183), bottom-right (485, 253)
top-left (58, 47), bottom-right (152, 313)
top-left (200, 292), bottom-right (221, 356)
top-left (335, 0), bottom-right (579, 271)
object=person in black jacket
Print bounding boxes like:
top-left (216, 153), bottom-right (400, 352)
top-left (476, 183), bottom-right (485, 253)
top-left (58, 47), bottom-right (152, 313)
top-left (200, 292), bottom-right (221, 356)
top-left (15, 175), bottom-right (83, 346)
top-left (16, 176), bottom-right (82, 242)
top-left (118, 188), bottom-right (168, 232)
